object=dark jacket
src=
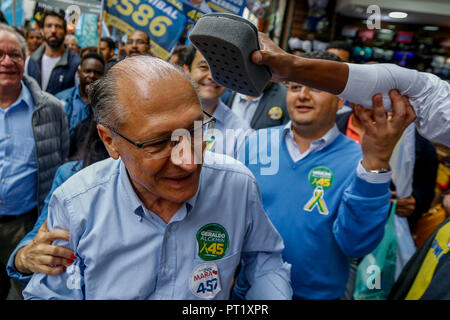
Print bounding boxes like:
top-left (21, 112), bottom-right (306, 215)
top-left (336, 110), bottom-right (438, 229)
top-left (225, 82), bottom-right (289, 130)
top-left (388, 217), bottom-right (450, 300)
top-left (27, 44), bottom-right (81, 95)
top-left (24, 75), bottom-right (70, 212)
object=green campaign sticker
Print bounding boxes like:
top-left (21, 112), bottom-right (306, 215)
top-left (197, 223), bottom-right (229, 261)
top-left (308, 166), bottom-right (334, 190)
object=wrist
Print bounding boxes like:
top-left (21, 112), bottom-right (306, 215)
top-left (361, 158), bottom-right (390, 171)
top-left (14, 248), bottom-right (32, 275)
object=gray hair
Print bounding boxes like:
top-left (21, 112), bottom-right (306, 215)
top-left (65, 34), bottom-right (78, 45)
top-left (89, 55), bottom-right (198, 129)
top-left (0, 23), bottom-right (27, 58)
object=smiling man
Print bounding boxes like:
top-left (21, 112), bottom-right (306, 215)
top-left (184, 46), bottom-right (251, 158)
top-left (0, 23), bottom-right (69, 299)
top-left (22, 55), bottom-right (292, 300)
top-left (27, 10), bottom-right (81, 95)
top-left (55, 52), bottom-right (105, 135)
top-left (234, 51), bottom-right (416, 300)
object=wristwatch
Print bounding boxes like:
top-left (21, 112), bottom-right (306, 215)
top-left (368, 168), bottom-right (390, 174)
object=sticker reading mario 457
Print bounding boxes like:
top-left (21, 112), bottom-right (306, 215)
top-left (197, 223), bottom-right (229, 261)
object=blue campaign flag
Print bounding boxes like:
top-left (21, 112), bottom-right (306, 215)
top-left (75, 14), bottom-right (99, 48)
top-left (1, 0), bottom-right (25, 27)
top-left (182, 0), bottom-right (246, 24)
top-left (104, 0), bottom-right (187, 60)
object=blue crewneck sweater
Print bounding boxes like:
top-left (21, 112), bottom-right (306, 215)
top-left (239, 126), bottom-right (391, 299)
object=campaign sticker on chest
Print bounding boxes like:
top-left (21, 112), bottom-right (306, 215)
top-left (304, 166), bottom-right (335, 215)
top-left (268, 106), bottom-right (283, 120)
top-left (205, 133), bottom-right (216, 151)
top-left (196, 223), bottom-right (229, 261)
top-left (190, 262), bottom-right (222, 299)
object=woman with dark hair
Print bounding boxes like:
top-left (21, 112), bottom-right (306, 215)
top-left (6, 114), bottom-right (109, 292)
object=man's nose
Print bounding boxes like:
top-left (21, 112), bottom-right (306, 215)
top-left (170, 136), bottom-right (198, 169)
top-left (1, 53), bottom-right (15, 66)
top-left (297, 86), bottom-right (311, 100)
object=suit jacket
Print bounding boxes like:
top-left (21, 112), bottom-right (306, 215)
top-left (225, 82), bottom-right (289, 130)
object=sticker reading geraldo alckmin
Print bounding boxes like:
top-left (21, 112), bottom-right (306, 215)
top-left (197, 223), bottom-right (229, 261)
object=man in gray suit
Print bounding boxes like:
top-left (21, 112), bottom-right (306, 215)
top-left (225, 81), bottom-right (289, 130)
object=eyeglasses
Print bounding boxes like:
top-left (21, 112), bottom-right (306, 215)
top-left (0, 50), bottom-right (24, 63)
top-left (284, 82), bottom-right (320, 93)
top-left (103, 110), bottom-right (216, 160)
top-left (126, 39), bottom-right (148, 46)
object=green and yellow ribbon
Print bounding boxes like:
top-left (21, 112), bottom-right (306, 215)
top-left (304, 186), bottom-right (329, 215)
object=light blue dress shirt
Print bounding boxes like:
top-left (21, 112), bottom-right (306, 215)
top-left (55, 86), bottom-right (90, 136)
top-left (23, 152), bottom-right (292, 300)
top-left (0, 81), bottom-right (37, 215)
top-left (207, 100), bottom-right (253, 159)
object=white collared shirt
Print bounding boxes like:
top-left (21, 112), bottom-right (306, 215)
top-left (230, 93), bottom-right (263, 126)
top-left (340, 63), bottom-right (450, 147)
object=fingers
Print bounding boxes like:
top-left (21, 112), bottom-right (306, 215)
top-left (37, 254), bottom-right (73, 267)
top-left (38, 265), bottom-right (66, 275)
top-left (43, 229), bottom-right (70, 243)
top-left (371, 93), bottom-right (387, 126)
top-left (251, 50), bottom-right (263, 65)
top-left (389, 90), bottom-right (407, 128)
top-left (354, 104), bottom-right (376, 135)
top-left (402, 95), bottom-right (417, 127)
top-left (42, 244), bottom-right (75, 260)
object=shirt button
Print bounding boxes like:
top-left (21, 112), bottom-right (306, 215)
top-left (1, 179), bottom-right (5, 183)
top-left (5, 157), bottom-right (10, 161)
top-left (164, 267), bottom-right (169, 275)
top-left (7, 135), bottom-right (11, 139)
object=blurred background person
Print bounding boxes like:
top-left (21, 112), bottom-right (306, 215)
top-left (99, 37), bottom-right (115, 64)
top-left (64, 34), bottom-right (79, 55)
top-left (25, 29), bottom-right (42, 57)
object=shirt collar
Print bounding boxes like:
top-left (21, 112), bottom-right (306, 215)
top-left (212, 100), bottom-right (228, 126)
top-left (282, 120), bottom-right (340, 150)
top-left (236, 92), bottom-right (263, 103)
top-left (3, 81), bottom-right (34, 112)
top-left (74, 86), bottom-right (83, 100)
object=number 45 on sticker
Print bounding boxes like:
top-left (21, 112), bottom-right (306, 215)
top-left (200, 243), bottom-right (224, 255)
top-left (197, 279), bottom-right (218, 294)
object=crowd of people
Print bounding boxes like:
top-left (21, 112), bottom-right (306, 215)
top-left (0, 9), bottom-right (449, 300)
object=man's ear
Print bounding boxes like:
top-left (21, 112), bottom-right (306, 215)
top-left (182, 64), bottom-right (190, 74)
top-left (97, 124), bottom-right (120, 159)
top-left (337, 98), bottom-right (346, 110)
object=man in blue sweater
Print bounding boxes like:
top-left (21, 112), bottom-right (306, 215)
top-left (234, 51), bottom-right (416, 299)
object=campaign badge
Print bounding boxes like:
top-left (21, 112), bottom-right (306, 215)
top-left (190, 262), bottom-right (221, 299)
top-left (205, 133), bottom-right (216, 151)
top-left (197, 223), bottom-right (229, 261)
top-left (268, 106), bottom-right (283, 120)
top-left (304, 166), bottom-right (334, 215)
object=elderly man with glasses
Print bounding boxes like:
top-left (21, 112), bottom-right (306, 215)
top-left (0, 24), bottom-right (69, 299)
top-left (23, 55), bottom-right (292, 300)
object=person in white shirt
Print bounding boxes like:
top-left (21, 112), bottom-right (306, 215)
top-left (251, 32), bottom-right (450, 147)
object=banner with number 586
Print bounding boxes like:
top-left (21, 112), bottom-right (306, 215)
top-left (104, 0), bottom-right (187, 60)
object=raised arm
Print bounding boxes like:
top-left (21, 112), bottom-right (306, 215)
top-left (252, 32), bottom-right (450, 146)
